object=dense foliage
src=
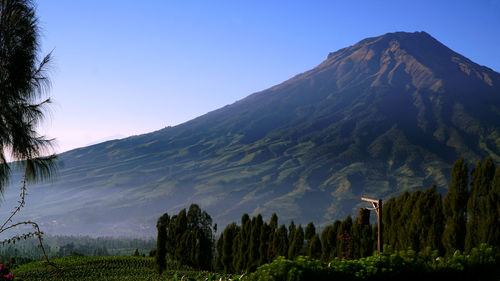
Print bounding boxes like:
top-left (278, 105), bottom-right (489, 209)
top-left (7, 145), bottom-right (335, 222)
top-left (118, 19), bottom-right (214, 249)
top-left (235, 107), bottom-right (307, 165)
top-left (155, 204), bottom-right (215, 272)
top-left (247, 244), bottom-right (500, 281)
top-left (212, 157), bottom-right (500, 273)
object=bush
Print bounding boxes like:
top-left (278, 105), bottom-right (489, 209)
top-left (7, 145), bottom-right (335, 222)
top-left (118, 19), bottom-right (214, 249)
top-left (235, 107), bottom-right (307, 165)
top-left (247, 244), bottom-right (500, 281)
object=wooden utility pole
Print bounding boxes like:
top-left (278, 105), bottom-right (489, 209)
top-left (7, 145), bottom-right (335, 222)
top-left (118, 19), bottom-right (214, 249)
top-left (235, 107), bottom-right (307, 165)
top-left (361, 197), bottom-right (383, 257)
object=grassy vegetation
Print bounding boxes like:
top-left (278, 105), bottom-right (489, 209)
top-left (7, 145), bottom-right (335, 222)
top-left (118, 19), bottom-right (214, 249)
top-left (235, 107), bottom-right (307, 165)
top-left (12, 256), bottom-right (243, 281)
top-left (12, 245), bottom-right (499, 280)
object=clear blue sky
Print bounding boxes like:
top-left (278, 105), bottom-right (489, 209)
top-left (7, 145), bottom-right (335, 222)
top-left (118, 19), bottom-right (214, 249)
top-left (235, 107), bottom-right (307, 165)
top-left (36, 0), bottom-right (500, 153)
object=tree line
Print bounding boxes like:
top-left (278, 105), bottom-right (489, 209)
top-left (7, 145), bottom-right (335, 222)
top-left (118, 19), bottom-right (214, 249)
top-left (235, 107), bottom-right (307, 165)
top-left (0, 235), bottom-right (155, 267)
top-left (155, 157), bottom-right (500, 274)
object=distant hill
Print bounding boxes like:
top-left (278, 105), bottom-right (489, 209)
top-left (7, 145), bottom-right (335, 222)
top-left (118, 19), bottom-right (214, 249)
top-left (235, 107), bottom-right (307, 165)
top-left (2, 31), bottom-right (498, 237)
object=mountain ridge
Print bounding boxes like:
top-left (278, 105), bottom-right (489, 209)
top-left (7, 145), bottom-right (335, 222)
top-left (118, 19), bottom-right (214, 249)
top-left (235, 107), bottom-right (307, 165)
top-left (2, 31), bottom-right (498, 237)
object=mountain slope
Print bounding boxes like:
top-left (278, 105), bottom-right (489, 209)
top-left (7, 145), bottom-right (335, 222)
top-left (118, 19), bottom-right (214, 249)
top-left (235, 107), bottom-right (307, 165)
top-left (3, 31), bottom-right (499, 236)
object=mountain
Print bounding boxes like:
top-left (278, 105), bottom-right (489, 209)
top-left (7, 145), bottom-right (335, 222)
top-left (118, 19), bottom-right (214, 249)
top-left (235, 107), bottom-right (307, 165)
top-left (2, 31), bottom-right (499, 237)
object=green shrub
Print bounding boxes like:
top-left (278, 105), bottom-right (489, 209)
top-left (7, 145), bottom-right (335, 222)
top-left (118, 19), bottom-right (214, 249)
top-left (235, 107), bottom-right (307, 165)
top-left (247, 244), bottom-right (499, 281)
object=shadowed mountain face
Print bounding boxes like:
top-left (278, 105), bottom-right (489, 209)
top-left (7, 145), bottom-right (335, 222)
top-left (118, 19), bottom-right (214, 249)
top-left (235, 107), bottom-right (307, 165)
top-left (3, 31), bottom-right (499, 237)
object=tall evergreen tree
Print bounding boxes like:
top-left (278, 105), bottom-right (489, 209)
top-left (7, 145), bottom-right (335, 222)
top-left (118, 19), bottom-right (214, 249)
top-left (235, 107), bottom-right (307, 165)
top-left (351, 219), bottom-right (361, 259)
top-left (273, 225), bottom-right (289, 258)
top-left (394, 191), bottom-right (410, 250)
top-left (248, 215), bottom-right (263, 271)
top-left (176, 232), bottom-right (191, 266)
top-left (231, 228), bottom-right (242, 272)
top-left (477, 158), bottom-right (495, 246)
top-left (321, 220), bottom-right (340, 261)
top-left (443, 157), bottom-right (469, 255)
top-left (173, 209), bottom-right (188, 262)
top-left (166, 214), bottom-right (177, 258)
top-left (466, 160), bottom-right (483, 252)
top-left (382, 197), bottom-right (397, 249)
top-left (288, 224), bottom-right (304, 260)
top-left (320, 225), bottom-right (334, 262)
top-left (338, 216), bottom-right (353, 259)
top-left (235, 214), bottom-right (251, 272)
top-left (258, 222), bottom-right (271, 266)
top-left (372, 224), bottom-right (378, 254)
top-left (221, 223), bottom-right (240, 273)
top-left (406, 190), bottom-right (424, 251)
top-left (352, 213), bottom-right (373, 259)
top-left (487, 166), bottom-right (500, 247)
top-left (359, 224), bottom-right (373, 258)
top-left (215, 232), bottom-right (224, 271)
top-left (424, 185), bottom-right (444, 254)
top-left (155, 213), bottom-right (169, 274)
top-left (308, 234), bottom-right (322, 260)
top-left (266, 213), bottom-right (278, 262)
top-left (288, 221), bottom-right (296, 248)
top-left (305, 222), bottom-right (316, 245)
top-left (269, 213), bottom-right (278, 230)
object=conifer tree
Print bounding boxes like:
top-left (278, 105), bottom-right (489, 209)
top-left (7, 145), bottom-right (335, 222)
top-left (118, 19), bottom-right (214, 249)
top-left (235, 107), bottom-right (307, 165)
top-left (382, 197), bottom-right (397, 248)
top-left (338, 216), bottom-right (353, 259)
top-left (487, 166), bottom-right (500, 247)
top-left (477, 158), bottom-right (495, 245)
top-left (176, 232), bottom-right (191, 265)
top-left (331, 220), bottom-right (341, 258)
top-left (288, 224), bottom-right (304, 260)
top-left (305, 222), bottom-right (316, 245)
top-left (308, 234), bottom-right (322, 259)
top-left (173, 209), bottom-right (188, 262)
top-left (270, 213), bottom-right (278, 230)
top-left (425, 185), bottom-right (444, 254)
top-left (351, 219), bottom-right (361, 259)
top-left (266, 229), bottom-right (276, 262)
top-left (406, 190), bottom-right (424, 251)
top-left (372, 224), bottom-right (378, 253)
top-left (352, 213), bottom-right (373, 259)
top-left (288, 221), bottom-right (296, 249)
top-left (215, 232), bottom-right (224, 270)
top-left (273, 225), bottom-right (289, 258)
top-left (166, 214), bottom-right (177, 257)
top-left (320, 225), bottom-right (334, 262)
top-left (394, 191), bottom-right (410, 250)
top-left (196, 227), bottom-right (213, 270)
top-left (265, 213), bottom-right (278, 262)
top-left (359, 224), bottom-right (373, 257)
top-left (320, 220), bottom-right (341, 261)
top-left (235, 214), bottom-right (251, 272)
top-left (466, 160), bottom-right (483, 252)
top-left (222, 223), bottom-right (240, 273)
top-left (155, 213), bottom-right (169, 274)
top-left (248, 215), bottom-right (263, 271)
top-left (258, 222), bottom-right (271, 266)
top-left (443, 157), bottom-right (469, 255)
top-left (231, 229), bottom-right (242, 272)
